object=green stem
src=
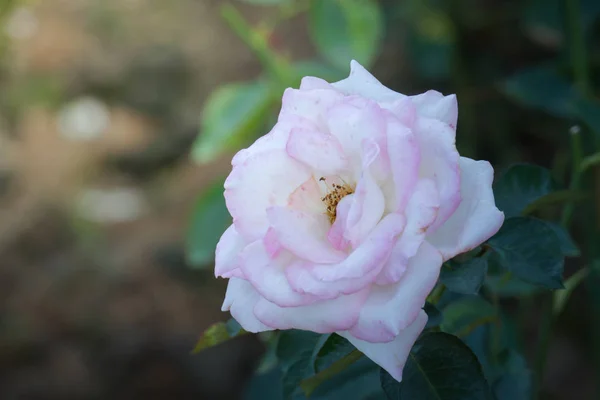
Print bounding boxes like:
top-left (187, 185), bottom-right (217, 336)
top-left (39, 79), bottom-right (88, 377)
top-left (535, 5), bottom-right (591, 396)
top-left (220, 4), bottom-right (292, 85)
top-left (561, 127), bottom-right (584, 227)
top-left (565, 0), bottom-right (590, 95)
top-left (300, 350), bottom-right (363, 397)
top-left (428, 283), bottom-right (446, 305)
top-left (533, 294), bottom-right (554, 398)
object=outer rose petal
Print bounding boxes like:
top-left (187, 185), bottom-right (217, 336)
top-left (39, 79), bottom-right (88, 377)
top-left (338, 310), bottom-right (428, 382)
top-left (254, 288), bottom-right (370, 333)
top-left (299, 76), bottom-right (332, 91)
top-left (427, 157), bottom-right (505, 260)
top-left (222, 278), bottom-right (273, 333)
top-left (215, 224), bottom-right (245, 279)
top-left (278, 87), bottom-right (344, 129)
top-left (225, 150), bottom-right (312, 241)
top-left (409, 90), bottom-right (458, 128)
top-left (232, 114), bottom-right (318, 166)
top-left (414, 116), bottom-right (461, 232)
top-left (239, 241), bottom-right (320, 306)
top-left (332, 60), bottom-right (402, 103)
top-left (376, 179), bottom-right (440, 285)
top-left (349, 242), bottom-right (442, 342)
top-left (286, 127), bottom-right (348, 176)
top-left (266, 207), bottom-right (346, 263)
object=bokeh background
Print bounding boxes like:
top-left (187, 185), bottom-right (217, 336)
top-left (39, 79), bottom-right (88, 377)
top-left (0, 0), bottom-right (598, 399)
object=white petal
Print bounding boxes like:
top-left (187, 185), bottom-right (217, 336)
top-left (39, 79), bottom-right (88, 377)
top-left (339, 310), bottom-right (428, 382)
top-left (222, 278), bottom-right (273, 333)
top-left (225, 150), bottom-right (312, 241)
top-left (349, 242), bottom-right (442, 342)
top-left (331, 60), bottom-right (403, 103)
top-left (427, 157), bottom-right (505, 260)
top-left (215, 224), bottom-right (246, 278)
top-left (410, 90), bottom-right (458, 128)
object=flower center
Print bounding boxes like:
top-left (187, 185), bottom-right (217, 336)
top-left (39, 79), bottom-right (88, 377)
top-left (320, 177), bottom-right (354, 224)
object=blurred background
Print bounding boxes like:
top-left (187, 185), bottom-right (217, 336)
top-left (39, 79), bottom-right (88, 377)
top-left (0, 0), bottom-right (598, 399)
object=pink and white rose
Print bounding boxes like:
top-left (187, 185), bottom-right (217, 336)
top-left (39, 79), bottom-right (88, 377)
top-left (214, 60), bottom-right (504, 381)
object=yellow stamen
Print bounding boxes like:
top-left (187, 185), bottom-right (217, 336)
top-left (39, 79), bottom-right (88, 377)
top-left (320, 177), bottom-right (354, 224)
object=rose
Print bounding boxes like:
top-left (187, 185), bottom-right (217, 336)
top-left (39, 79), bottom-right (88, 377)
top-left (214, 60), bottom-right (504, 381)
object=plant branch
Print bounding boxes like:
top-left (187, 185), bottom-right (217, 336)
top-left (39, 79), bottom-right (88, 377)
top-left (300, 350), bottom-right (363, 397)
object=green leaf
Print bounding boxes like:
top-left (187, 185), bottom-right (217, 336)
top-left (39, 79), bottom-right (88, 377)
top-left (484, 274), bottom-right (542, 298)
top-left (191, 80), bottom-right (274, 164)
top-left (313, 334), bottom-right (355, 373)
top-left (544, 221), bottom-right (580, 257)
top-left (276, 330), bottom-right (322, 399)
top-left (192, 319), bottom-right (248, 353)
top-left (424, 302), bottom-right (443, 329)
top-left (226, 318), bottom-right (244, 336)
top-left (500, 65), bottom-right (577, 118)
top-left (523, 0), bottom-right (600, 39)
top-left (380, 332), bottom-right (491, 400)
top-left (309, 0), bottom-right (383, 71)
top-left (310, 357), bottom-right (386, 400)
top-left (491, 350), bottom-right (532, 400)
top-left (441, 297), bottom-right (497, 338)
top-left (522, 190), bottom-right (588, 216)
top-left (244, 367), bottom-right (284, 400)
top-left (440, 258), bottom-right (488, 295)
top-left (487, 217), bottom-right (565, 289)
top-left (185, 179), bottom-right (230, 268)
top-left (460, 324), bottom-right (497, 381)
top-left (493, 164), bottom-right (557, 218)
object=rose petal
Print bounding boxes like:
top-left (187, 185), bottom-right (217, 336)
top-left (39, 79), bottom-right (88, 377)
top-left (338, 310), bottom-right (428, 382)
top-left (266, 206), bottom-right (347, 263)
top-left (381, 97), bottom-right (417, 128)
top-left (344, 141), bottom-right (385, 247)
top-left (414, 116), bottom-right (461, 232)
top-left (348, 241), bottom-right (442, 342)
top-left (327, 195), bottom-right (353, 251)
top-left (326, 96), bottom-right (388, 179)
top-left (385, 112), bottom-right (420, 212)
top-left (331, 60), bottom-right (402, 103)
top-left (427, 157), bottom-right (505, 260)
top-left (254, 288), bottom-right (370, 333)
top-left (287, 176), bottom-right (324, 214)
top-left (215, 224), bottom-right (246, 279)
top-left (222, 278), bottom-right (273, 333)
top-left (300, 76), bottom-right (332, 91)
top-left (309, 213), bottom-right (406, 281)
top-left (410, 90), bottom-right (458, 128)
top-left (285, 257), bottom-right (382, 299)
top-left (239, 241), bottom-right (320, 307)
top-left (232, 114), bottom-right (317, 166)
top-left (376, 179), bottom-right (440, 285)
top-left (286, 127), bottom-right (348, 176)
top-left (278, 87), bottom-right (344, 128)
top-left (225, 150), bottom-right (312, 241)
